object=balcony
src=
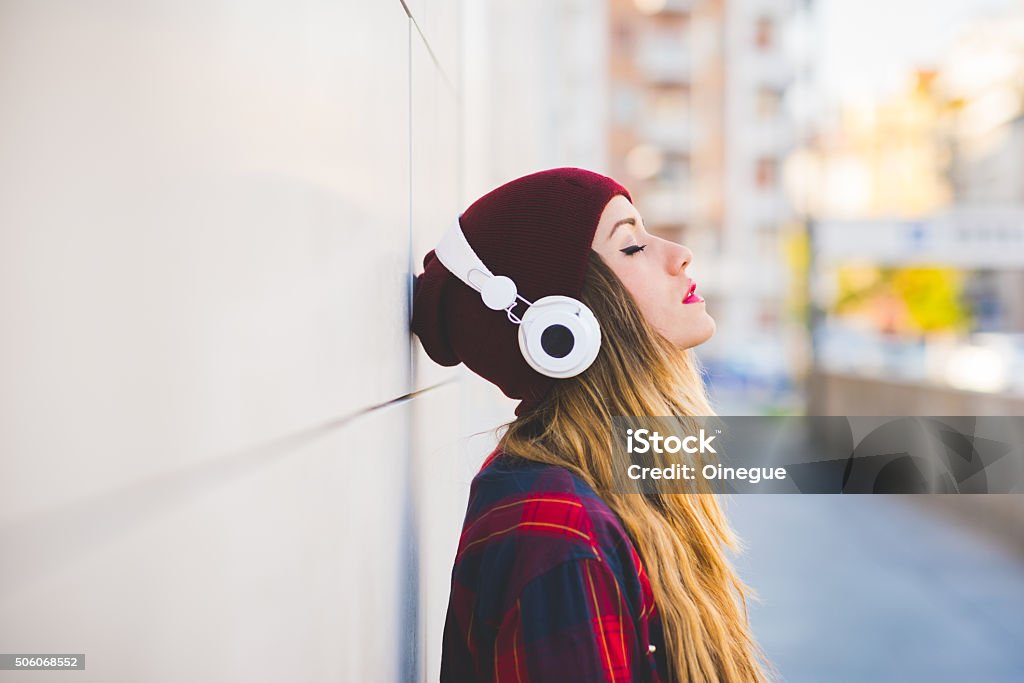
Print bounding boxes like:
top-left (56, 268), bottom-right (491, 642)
top-left (640, 118), bottom-right (697, 152)
top-left (635, 42), bottom-right (692, 85)
top-left (634, 0), bottom-right (694, 16)
top-left (642, 185), bottom-right (694, 225)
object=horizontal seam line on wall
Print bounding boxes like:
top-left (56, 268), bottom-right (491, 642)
top-left (0, 375), bottom-right (460, 597)
top-left (339, 378), bottom-right (458, 428)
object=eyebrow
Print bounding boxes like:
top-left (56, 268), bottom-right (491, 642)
top-left (610, 217), bottom-right (636, 239)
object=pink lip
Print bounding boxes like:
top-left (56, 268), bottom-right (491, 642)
top-left (682, 280), bottom-right (704, 304)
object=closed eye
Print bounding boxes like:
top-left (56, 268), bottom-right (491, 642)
top-left (620, 244), bottom-right (647, 256)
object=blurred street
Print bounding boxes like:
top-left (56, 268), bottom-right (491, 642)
top-left (729, 496), bottom-right (1024, 682)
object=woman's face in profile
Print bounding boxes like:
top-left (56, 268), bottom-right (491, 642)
top-left (591, 194), bottom-right (716, 349)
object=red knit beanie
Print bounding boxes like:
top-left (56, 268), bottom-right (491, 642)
top-left (412, 167), bottom-right (631, 415)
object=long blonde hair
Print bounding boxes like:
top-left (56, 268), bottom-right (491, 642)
top-left (499, 253), bottom-right (769, 682)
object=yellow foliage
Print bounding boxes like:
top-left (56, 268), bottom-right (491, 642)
top-left (890, 267), bottom-right (969, 332)
top-left (831, 265), bottom-right (970, 333)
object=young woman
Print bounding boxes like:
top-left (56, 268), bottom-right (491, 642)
top-left (413, 168), bottom-right (767, 682)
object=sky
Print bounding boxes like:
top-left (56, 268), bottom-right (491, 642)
top-left (814, 0), bottom-right (1021, 106)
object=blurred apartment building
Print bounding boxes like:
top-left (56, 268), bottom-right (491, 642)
top-left (941, 13), bottom-right (1024, 206)
top-left (606, 0), bottom-right (810, 408)
top-left (941, 14), bottom-right (1024, 338)
top-left (797, 6), bottom-right (1024, 405)
top-left (806, 71), bottom-right (954, 220)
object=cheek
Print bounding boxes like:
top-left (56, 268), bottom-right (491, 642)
top-left (612, 269), bottom-right (669, 322)
top-left (609, 264), bottom-right (713, 347)
top-left (621, 276), bottom-right (665, 322)
top-left (631, 284), bottom-right (679, 332)
top-left (612, 269), bottom-right (648, 306)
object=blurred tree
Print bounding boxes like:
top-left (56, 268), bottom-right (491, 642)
top-left (782, 225), bottom-right (810, 323)
top-left (831, 265), bottom-right (971, 334)
top-left (891, 267), bottom-right (971, 332)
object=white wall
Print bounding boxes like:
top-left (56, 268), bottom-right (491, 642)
top-left (468, 0), bottom-right (610, 199)
top-left (0, 1), bottom-right (514, 681)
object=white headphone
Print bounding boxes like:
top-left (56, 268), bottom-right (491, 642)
top-left (433, 217), bottom-right (602, 378)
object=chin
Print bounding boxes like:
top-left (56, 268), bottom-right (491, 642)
top-left (701, 316), bottom-right (717, 342)
top-left (679, 316), bottom-right (715, 349)
top-left (693, 324), bottom-right (716, 348)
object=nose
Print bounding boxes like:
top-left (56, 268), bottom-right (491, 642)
top-left (666, 240), bottom-right (693, 274)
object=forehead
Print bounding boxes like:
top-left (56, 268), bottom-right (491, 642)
top-left (595, 194), bottom-right (638, 237)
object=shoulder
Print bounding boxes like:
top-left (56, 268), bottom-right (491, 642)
top-left (454, 453), bottom-right (640, 606)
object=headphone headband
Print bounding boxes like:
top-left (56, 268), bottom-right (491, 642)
top-left (435, 218), bottom-right (519, 311)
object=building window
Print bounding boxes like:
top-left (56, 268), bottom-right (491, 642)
top-left (659, 155), bottom-right (691, 183)
top-left (756, 87), bottom-right (781, 119)
top-left (758, 301), bottom-right (779, 329)
top-left (615, 23), bottom-right (635, 53)
top-left (756, 158), bottom-right (778, 189)
top-left (755, 16), bottom-right (774, 50)
top-left (757, 223), bottom-right (778, 254)
top-left (613, 86), bottom-right (640, 126)
top-left (634, 0), bottom-right (666, 16)
top-left (650, 87), bottom-right (690, 119)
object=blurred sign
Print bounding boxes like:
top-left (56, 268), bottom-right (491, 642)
top-left (816, 207), bottom-right (1024, 267)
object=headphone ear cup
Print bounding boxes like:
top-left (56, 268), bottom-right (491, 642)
top-left (518, 296), bottom-right (601, 378)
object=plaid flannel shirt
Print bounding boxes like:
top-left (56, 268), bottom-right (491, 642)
top-left (441, 450), bottom-right (668, 682)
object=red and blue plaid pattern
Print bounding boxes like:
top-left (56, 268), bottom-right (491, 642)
top-left (441, 451), bottom-right (668, 682)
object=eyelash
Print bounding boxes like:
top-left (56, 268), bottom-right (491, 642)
top-left (620, 244), bottom-right (647, 256)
